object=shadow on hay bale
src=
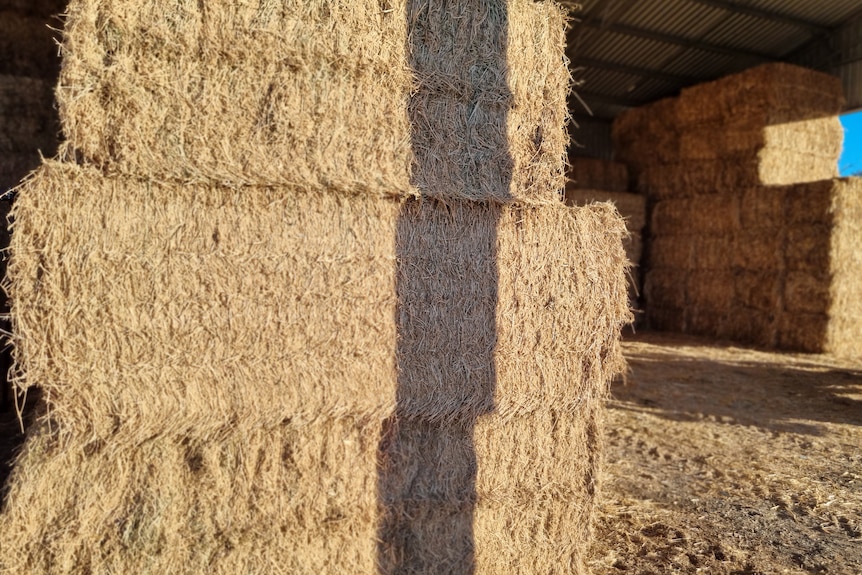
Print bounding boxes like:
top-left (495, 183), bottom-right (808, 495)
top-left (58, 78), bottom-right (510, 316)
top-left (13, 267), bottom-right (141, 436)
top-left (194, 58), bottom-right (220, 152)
top-left (0, 2), bottom-right (630, 573)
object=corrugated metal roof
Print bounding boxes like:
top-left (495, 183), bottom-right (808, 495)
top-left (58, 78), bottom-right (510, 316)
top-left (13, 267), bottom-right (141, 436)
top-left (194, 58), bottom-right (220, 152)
top-left (745, 0), bottom-right (862, 27)
top-left (565, 0), bottom-right (862, 120)
top-left (617, 0), bottom-right (726, 41)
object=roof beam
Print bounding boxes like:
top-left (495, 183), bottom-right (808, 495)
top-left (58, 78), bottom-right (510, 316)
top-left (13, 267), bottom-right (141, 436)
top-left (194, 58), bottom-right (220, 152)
top-left (570, 56), bottom-right (700, 85)
top-left (572, 90), bottom-right (654, 110)
top-left (580, 20), bottom-right (776, 62)
top-left (687, 0), bottom-right (829, 34)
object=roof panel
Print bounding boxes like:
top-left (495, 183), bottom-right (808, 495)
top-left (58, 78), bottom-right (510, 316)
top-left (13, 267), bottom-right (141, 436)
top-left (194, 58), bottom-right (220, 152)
top-left (577, 67), bottom-right (642, 96)
top-left (616, 0), bottom-right (726, 40)
top-left (741, 0), bottom-right (862, 27)
top-left (700, 11), bottom-right (814, 55)
top-left (560, 0), bottom-right (862, 119)
top-left (571, 30), bottom-right (682, 70)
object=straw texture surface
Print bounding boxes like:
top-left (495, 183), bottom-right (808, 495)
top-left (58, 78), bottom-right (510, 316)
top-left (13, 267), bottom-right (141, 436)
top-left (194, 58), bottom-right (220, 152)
top-left (56, 0), bottom-right (569, 202)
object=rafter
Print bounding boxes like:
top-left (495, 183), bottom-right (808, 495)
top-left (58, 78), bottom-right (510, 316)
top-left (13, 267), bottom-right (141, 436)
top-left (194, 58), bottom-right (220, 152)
top-left (570, 56), bottom-right (700, 85)
top-left (580, 20), bottom-right (776, 62)
top-left (687, 0), bottom-right (828, 34)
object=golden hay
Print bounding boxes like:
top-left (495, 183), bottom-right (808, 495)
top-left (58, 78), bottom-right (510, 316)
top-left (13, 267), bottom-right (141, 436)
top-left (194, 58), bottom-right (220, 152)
top-left (1, 4), bottom-right (634, 572)
top-left (7, 162), bottom-right (630, 440)
top-left (564, 189), bottom-right (645, 231)
top-left (643, 178), bottom-right (862, 358)
top-left (56, 0), bottom-right (569, 202)
top-left (2, 408), bottom-right (603, 575)
top-left (674, 63), bottom-right (845, 126)
top-left (0, 421), bottom-right (384, 575)
top-left (563, 189), bottom-right (645, 317)
top-left (8, 162), bottom-right (401, 439)
top-left (635, 154), bottom-right (840, 197)
top-left (613, 64), bottom-right (845, 197)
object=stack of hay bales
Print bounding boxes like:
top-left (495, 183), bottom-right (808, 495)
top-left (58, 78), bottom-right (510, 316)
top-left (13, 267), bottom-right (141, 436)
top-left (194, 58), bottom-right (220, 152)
top-left (613, 63), bottom-right (862, 357)
top-left (1, 1), bottom-right (632, 574)
top-left (565, 157), bottom-right (645, 325)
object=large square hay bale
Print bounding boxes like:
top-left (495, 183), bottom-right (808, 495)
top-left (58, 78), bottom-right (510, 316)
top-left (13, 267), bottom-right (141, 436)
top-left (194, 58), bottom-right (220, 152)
top-left (674, 63), bottom-right (845, 127)
top-left (8, 163), bottom-right (628, 438)
top-left (564, 189), bottom-right (645, 324)
top-left (56, 0), bottom-right (569, 202)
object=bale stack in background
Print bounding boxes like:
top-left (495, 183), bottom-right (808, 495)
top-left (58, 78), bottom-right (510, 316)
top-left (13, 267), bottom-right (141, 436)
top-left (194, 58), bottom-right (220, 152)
top-left (613, 63), bottom-right (861, 357)
top-left (564, 157), bottom-right (645, 325)
top-left (1, 1), bottom-right (632, 574)
top-left (614, 63), bottom-right (846, 195)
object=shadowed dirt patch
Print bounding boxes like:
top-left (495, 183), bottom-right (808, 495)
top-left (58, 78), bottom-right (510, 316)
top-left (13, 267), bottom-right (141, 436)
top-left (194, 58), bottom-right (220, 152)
top-left (590, 331), bottom-right (862, 575)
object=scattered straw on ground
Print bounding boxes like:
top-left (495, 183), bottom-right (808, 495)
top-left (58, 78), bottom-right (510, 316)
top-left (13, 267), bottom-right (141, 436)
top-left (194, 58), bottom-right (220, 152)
top-left (589, 331), bottom-right (862, 575)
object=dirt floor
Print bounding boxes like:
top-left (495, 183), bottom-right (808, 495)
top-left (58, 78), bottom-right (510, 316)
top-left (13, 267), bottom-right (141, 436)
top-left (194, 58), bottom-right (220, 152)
top-left (589, 332), bottom-right (862, 575)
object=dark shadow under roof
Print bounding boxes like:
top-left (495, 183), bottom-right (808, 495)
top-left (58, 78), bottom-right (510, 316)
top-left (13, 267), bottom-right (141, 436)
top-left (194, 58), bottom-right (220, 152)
top-left (562, 0), bottom-right (862, 121)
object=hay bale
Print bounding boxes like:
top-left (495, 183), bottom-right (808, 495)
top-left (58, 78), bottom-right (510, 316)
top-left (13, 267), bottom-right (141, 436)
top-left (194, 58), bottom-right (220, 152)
top-left (0, 12), bottom-right (62, 78)
top-left (563, 189), bottom-right (645, 325)
top-left (675, 118), bottom-right (844, 163)
top-left (56, 0), bottom-right (569, 202)
top-left (820, 178), bottom-right (862, 358)
top-left (567, 157), bottom-right (629, 193)
top-left (3, 407), bottom-right (603, 575)
top-left (7, 163), bottom-right (629, 439)
top-left (564, 190), bottom-right (645, 267)
top-left (647, 235), bottom-right (692, 271)
top-left (613, 64), bottom-right (845, 198)
top-left (642, 269), bottom-right (686, 315)
top-left (378, 407), bottom-right (602, 574)
top-left (8, 162), bottom-right (401, 439)
top-left (649, 194), bottom-right (739, 236)
top-left (733, 271), bottom-right (782, 313)
top-left (636, 154), bottom-right (840, 198)
top-left (675, 63), bottom-right (845, 127)
top-left (732, 232), bottom-right (786, 272)
top-left (0, 421), bottom-right (384, 574)
top-left (565, 189), bottom-right (645, 231)
top-left (407, 0), bottom-right (570, 202)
